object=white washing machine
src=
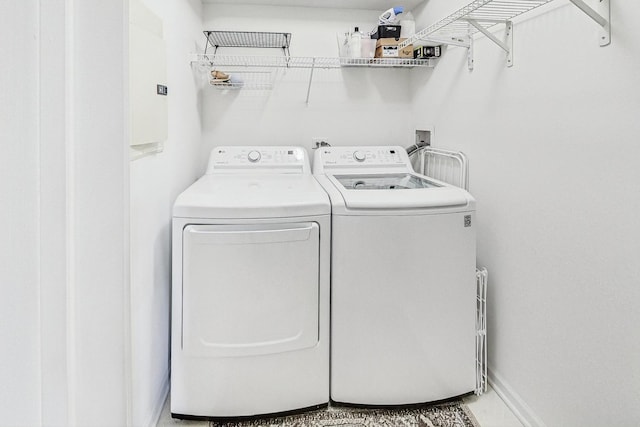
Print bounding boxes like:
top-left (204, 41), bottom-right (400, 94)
top-left (171, 146), bottom-right (330, 419)
top-left (313, 145), bottom-right (477, 405)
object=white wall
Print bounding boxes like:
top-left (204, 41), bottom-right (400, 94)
top-left (0, 2), bottom-right (41, 424)
top-left (129, 0), bottom-right (203, 425)
top-left (412, 1), bottom-right (640, 426)
top-left (71, 1), bottom-right (129, 423)
top-left (1, 1), bottom-right (130, 425)
top-left (200, 4), bottom-right (417, 173)
top-left (58, 0), bottom-right (130, 425)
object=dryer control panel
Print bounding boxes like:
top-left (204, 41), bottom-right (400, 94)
top-left (206, 146), bottom-right (309, 174)
top-left (312, 146), bottom-right (411, 174)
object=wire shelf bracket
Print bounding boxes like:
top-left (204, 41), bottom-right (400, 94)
top-left (466, 19), bottom-right (512, 68)
top-left (569, 0), bottom-right (610, 46)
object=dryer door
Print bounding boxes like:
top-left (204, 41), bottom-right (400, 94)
top-left (181, 222), bottom-right (320, 358)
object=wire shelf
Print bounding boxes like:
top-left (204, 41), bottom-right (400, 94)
top-left (204, 31), bottom-right (292, 53)
top-left (209, 81), bottom-right (273, 90)
top-left (192, 54), bottom-right (435, 69)
top-left (208, 70), bottom-right (275, 90)
top-left (339, 57), bottom-right (435, 68)
top-left (400, 0), bottom-right (553, 46)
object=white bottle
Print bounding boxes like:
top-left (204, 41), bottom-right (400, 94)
top-left (349, 26), bottom-right (362, 59)
top-left (400, 11), bottom-right (415, 38)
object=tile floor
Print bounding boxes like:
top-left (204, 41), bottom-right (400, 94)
top-left (157, 385), bottom-right (523, 427)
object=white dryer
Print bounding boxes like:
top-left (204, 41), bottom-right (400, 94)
top-left (313, 146), bottom-right (476, 405)
top-left (171, 146), bottom-right (330, 419)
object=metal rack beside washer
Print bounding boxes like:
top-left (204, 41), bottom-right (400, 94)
top-left (407, 144), bottom-right (469, 191)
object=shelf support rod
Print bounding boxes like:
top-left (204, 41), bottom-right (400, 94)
top-left (568, 0), bottom-right (610, 46)
top-left (204, 31), bottom-right (211, 55)
top-left (305, 57), bottom-right (316, 105)
top-left (468, 36), bottom-right (474, 71)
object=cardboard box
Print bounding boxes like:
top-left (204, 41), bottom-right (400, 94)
top-left (414, 45), bottom-right (441, 59)
top-left (375, 38), bottom-right (413, 58)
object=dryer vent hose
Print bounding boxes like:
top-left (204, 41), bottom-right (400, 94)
top-left (405, 140), bottom-right (429, 157)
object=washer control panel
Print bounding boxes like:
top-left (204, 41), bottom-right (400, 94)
top-left (207, 146), bottom-right (309, 174)
top-left (314, 146), bottom-right (409, 172)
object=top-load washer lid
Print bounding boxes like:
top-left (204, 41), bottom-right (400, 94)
top-left (313, 145), bottom-right (474, 212)
top-left (174, 146), bottom-right (330, 219)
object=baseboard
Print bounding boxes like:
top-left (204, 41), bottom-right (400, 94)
top-left (488, 368), bottom-right (548, 427)
top-left (147, 369), bottom-right (170, 427)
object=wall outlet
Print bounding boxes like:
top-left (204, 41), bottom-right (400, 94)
top-left (312, 137), bottom-right (330, 149)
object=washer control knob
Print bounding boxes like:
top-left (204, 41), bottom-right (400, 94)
top-left (247, 150), bottom-right (261, 163)
top-left (353, 151), bottom-right (366, 162)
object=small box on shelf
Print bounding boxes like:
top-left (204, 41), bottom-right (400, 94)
top-left (375, 38), bottom-right (413, 58)
top-left (414, 45), bottom-right (441, 59)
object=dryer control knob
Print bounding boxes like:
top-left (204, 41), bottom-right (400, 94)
top-left (353, 151), bottom-right (366, 162)
top-left (248, 150), bottom-right (261, 163)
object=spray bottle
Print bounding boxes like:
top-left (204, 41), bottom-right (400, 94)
top-left (379, 6), bottom-right (404, 25)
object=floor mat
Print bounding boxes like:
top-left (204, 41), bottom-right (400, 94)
top-left (210, 402), bottom-right (480, 427)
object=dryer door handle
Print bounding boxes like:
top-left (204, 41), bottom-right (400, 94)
top-left (184, 223), bottom-right (316, 245)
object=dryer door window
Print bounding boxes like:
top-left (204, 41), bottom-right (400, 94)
top-left (181, 222), bottom-right (320, 358)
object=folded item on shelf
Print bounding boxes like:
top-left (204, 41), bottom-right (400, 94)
top-left (210, 74), bottom-right (244, 88)
top-left (210, 69), bottom-right (230, 82)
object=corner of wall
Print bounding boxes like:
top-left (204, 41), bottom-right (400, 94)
top-left (146, 368), bottom-right (170, 427)
top-left (488, 369), bottom-right (547, 427)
